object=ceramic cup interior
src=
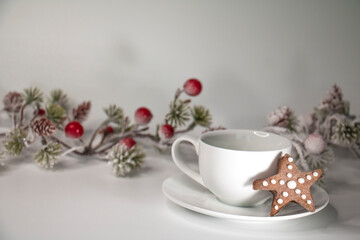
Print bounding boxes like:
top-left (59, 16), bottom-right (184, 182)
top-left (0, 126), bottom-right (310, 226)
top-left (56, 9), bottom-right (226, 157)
top-left (201, 130), bottom-right (291, 151)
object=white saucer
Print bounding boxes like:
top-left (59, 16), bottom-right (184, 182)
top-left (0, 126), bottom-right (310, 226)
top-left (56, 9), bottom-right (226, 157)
top-left (162, 174), bottom-right (329, 222)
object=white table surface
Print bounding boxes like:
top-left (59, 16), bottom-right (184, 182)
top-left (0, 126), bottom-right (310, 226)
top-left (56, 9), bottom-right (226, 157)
top-left (0, 145), bottom-right (360, 240)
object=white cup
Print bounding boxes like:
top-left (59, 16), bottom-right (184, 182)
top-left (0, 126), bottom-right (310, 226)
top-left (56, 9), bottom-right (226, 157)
top-left (171, 129), bottom-right (292, 207)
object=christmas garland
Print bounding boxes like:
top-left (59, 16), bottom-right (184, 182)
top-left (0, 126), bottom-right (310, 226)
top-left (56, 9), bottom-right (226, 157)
top-left (0, 79), bottom-right (215, 176)
top-left (1, 81), bottom-right (358, 182)
top-left (264, 85), bottom-right (360, 185)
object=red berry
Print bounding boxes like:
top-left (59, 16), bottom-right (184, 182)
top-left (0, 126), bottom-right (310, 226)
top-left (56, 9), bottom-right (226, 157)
top-left (38, 109), bottom-right (46, 115)
top-left (183, 78), bottom-right (202, 96)
top-left (135, 107), bottom-right (153, 125)
top-left (105, 126), bottom-right (114, 134)
top-left (65, 121), bottom-right (84, 139)
top-left (34, 109), bottom-right (45, 116)
top-left (119, 137), bottom-right (136, 150)
top-left (159, 124), bottom-right (174, 139)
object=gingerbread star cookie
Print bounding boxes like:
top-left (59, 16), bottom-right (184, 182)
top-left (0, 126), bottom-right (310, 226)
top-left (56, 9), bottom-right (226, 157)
top-left (253, 154), bottom-right (323, 216)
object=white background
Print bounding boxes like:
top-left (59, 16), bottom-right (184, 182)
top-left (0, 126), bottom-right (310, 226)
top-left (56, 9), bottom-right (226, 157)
top-left (0, 1), bottom-right (360, 240)
top-left (0, 0), bottom-right (359, 128)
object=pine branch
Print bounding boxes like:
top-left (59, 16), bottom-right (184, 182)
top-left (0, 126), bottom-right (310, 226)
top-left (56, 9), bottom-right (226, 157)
top-left (191, 105), bottom-right (212, 127)
top-left (331, 120), bottom-right (359, 146)
top-left (46, 103), bottom-right (66, 125)
top-left (106, 145), bottom-right (145, 177)
top-left (104, 104), bottom-right (124, 124)
top-left (305, 148), bottom-right (334, 170)
top-left (49, 89), bottom-right (69, 110)
top-left (165, 99), bottom-right (191, 126)
top-left (23, 87), bottom-right (43, 105)
top-left (4, 128), bottom-right (27, 156)
top-left (34, 142), bottom-right (62, 169)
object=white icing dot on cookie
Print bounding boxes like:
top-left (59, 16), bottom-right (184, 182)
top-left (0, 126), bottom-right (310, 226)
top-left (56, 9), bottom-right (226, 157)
top-left (313, 172), bottom-right (319, 177)
top-left (282, 191), bottom-right (289, 197)
top-left (307, 200), bottom-right (312, 204)
top-left (271, 179), bottom-right (276, 184)
top-left (301, 194), bottom-right (306, 199)
top-left (274, 205), bottom-right (279, 210)
top-left (287, 180), bottom-right (297, 189)
top-left (277, 198), bottom-right (283, 204)
top-left (298, 178), bottom-right (305, 184)
top-left (279, 180), bottom-right (285, 185)
top-left (287, 173), bottom-right (292, 178)
top-left (306, 175), bottom-right (312, 180)
top-left (287, 165), bottom-right (293, 170)
top-left (288, 157), bottom-right (294, 162)
top-left (295, 189), bottom-right (301, 194)
top-left (263, 180), bottom-right (269, 186)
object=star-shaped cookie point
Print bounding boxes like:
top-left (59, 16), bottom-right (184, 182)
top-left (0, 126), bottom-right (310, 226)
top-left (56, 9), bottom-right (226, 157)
top-left (253, 154), bottom-right (323, 216)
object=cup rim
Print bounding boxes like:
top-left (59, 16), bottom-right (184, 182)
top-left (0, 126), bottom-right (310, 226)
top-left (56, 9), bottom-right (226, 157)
top-left (199, 129), bottom-right (292, 152)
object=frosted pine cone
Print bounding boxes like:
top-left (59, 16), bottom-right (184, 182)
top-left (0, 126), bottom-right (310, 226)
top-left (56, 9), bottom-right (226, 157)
top-left (72, 101), bottom-right (91, 122)
top-left (32, 117), bottom-right (56, 137)
top-left (3, 92), bottom-right (24, 113)
top-left (297, 113), bottom-right (316, 134)
top-left (267, 106), bottom-right (297, 131)
top-left (319, 84), bottom-right (345, 113)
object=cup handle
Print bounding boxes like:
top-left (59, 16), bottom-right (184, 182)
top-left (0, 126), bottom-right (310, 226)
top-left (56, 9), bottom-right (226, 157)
top-left (171, 135), bottom-right (205, 187)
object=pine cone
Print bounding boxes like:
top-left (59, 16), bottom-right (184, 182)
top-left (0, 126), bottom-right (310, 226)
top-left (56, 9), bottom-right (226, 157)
top-left (319, 84), bottom-right (345, 113)
top-left (3, 92), bottom-right (24, 113)
top-left (297, 113), bottom-right (316, 134)
top-left (72, 101), bottom-right (91, 122)
top-left (32, 117), bottom-right (56, 137)
top-left (267, 106), bottom-right (293, 128)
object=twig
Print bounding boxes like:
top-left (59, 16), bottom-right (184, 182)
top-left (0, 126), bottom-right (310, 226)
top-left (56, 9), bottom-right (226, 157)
top-left (95, 127), bottom-right (158, 155)
top-left (174, 88), bottom-right (184, 100)
top-left (292, 141), bottom-right (310, 171)
top-left (134, 133), bottom-right (159, 142)
top-left (86, 121), bottom-right (107, 150)
top-left (0, 132), bottom-right (7, 137)
top-left (23, 113), bottom-right (40, 131)
top-left (60, 146), bottom-right (84, 157)
top-left (19, 104), bottom-right (28, 127)
top-left (175, 122), bottom-right (196, 134)
top-left (91, 134), bottom-right (107, 151)
top-left (95, 140), bottom-right (122, 154)
top-left (13, 113), bottom-right (17, 128)
top-left (41, 136), bottom-right (48, 145)
top-left (137, 126), bottom-right (149, 132)
top-left (49, 136), bottom-right (81, 153)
